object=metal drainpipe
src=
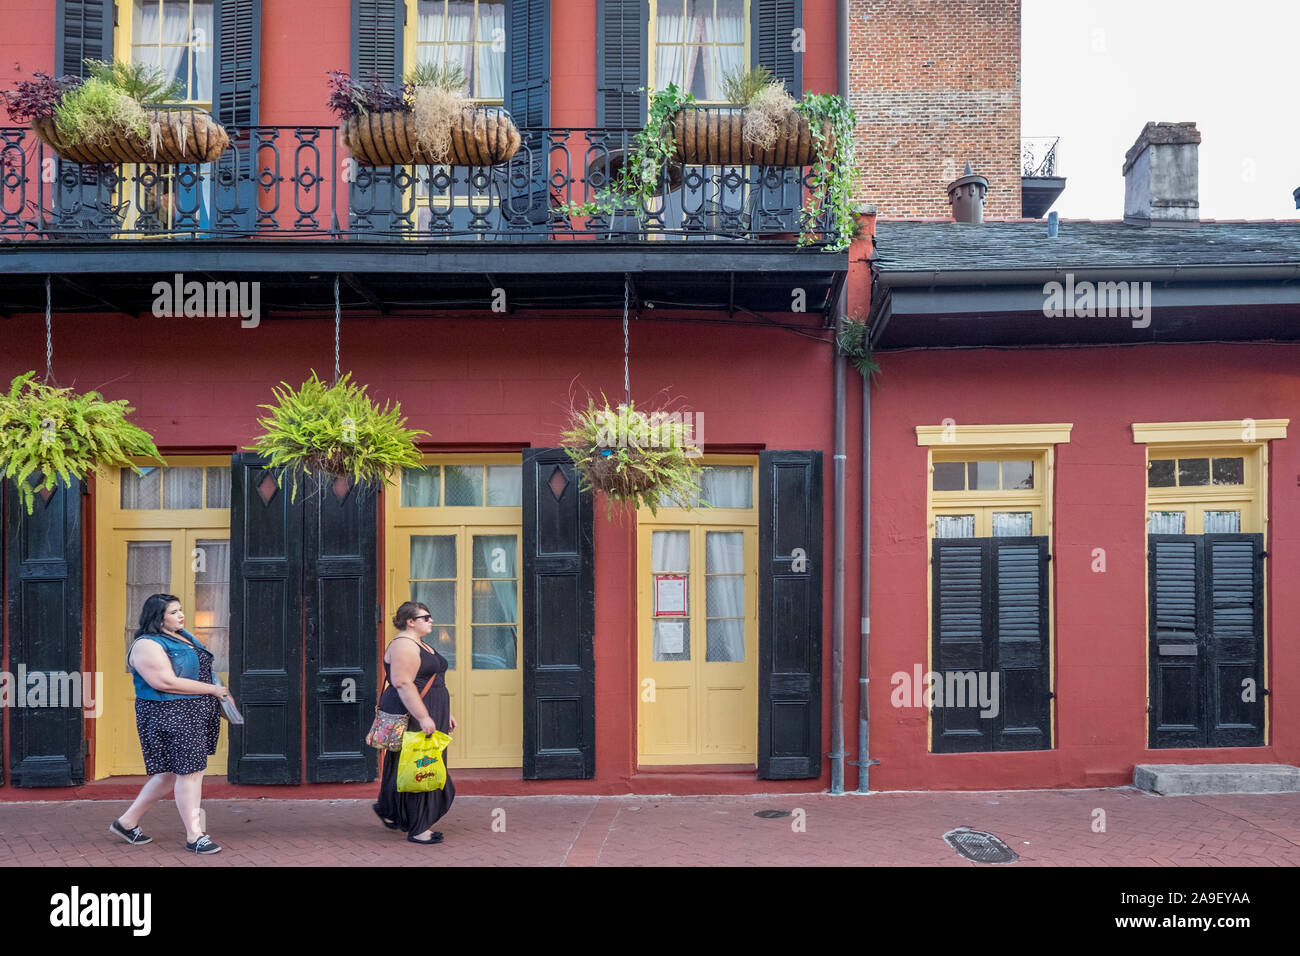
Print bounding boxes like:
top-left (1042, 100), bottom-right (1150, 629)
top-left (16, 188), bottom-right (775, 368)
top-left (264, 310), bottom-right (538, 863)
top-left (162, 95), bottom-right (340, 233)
top-left (827, 0), bottom-right (851, 796)
top-left (857, 337), bottom-right (872, 792)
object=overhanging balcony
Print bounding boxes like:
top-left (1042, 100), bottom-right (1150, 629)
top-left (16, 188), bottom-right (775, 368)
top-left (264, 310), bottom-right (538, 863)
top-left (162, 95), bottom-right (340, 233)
top-left (1021, 135), bottom-right (1066, 219)
top-left (0, 124), bottom-right (845, 317)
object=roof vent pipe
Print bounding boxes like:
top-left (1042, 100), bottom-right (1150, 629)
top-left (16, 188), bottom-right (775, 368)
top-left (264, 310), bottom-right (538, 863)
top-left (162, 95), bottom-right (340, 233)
top-left (1047, 210), bottom-right (1059, 238)
top-left (948, 162), bottom-right (988, 224)
top-left (1293, 185), bottom-right (1299, 209)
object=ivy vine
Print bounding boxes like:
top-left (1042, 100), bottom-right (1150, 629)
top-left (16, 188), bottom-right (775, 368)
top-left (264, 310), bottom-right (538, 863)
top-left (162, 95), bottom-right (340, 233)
top-left (796, 93), bottom-right (858, 252)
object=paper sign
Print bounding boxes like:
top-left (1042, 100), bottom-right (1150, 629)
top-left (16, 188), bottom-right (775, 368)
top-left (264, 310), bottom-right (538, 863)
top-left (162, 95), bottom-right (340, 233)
top-left (654, 575), bottom-right (688, 616)
top-left (658, 620), bottom-right (685, 654)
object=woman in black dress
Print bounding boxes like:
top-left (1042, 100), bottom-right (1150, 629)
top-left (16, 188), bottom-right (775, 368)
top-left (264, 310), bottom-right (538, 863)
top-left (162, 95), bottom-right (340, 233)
top-left (111, 593), bottom-right (232, 855)
top-left (374, 600), bottom-right (456, 844)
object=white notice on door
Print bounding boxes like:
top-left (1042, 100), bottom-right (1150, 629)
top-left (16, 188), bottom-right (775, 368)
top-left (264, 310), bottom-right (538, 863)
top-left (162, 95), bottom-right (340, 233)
top-left (658, 620), bottom-right (685, 654)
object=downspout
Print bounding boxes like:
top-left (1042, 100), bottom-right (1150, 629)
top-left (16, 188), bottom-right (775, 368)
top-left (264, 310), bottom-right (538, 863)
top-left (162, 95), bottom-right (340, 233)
top-left (828, 0), bottom-right (851, 796)
top-left (857, 264), bottom-right (873, 793)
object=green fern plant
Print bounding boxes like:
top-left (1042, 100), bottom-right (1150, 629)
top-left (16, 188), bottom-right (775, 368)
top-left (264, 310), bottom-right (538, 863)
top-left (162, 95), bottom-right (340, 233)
top-left (836, 315), bottom-right (880, 380)
top-left (561, 395), bottom-right (707, 518)
top-left (248, 371), bottom-right (427, 501)
top-left (0, 371), bottom-right (164, 514)
top-left (84, 59), bottom-right (184, 104)
top-left (721, 65), bottom-right (776, 105)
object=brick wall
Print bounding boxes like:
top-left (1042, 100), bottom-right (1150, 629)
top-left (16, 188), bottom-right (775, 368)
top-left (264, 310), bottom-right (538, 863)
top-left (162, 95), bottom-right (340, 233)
top-left (849, 0), bottom-right (1021, 219)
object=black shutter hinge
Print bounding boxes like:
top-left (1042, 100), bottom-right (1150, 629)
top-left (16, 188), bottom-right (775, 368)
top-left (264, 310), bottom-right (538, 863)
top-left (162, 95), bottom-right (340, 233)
top-left (82, 738), bottom-right (91, 756)
top-left (376, 604), bottom-right (383, 625)
top-left (113, 3), bottom-right (118, 27)
top-left (1262, 687), bottom-right (1271, 696)
top-left (1045, 553), bottom-right (1052, 561)
top-left (1047, 691), bottom-right (1055, 700)
top-left (1146, 705), bottom-right (1153, 714)
top-left (1259, 550), bottom-right (1269, 559)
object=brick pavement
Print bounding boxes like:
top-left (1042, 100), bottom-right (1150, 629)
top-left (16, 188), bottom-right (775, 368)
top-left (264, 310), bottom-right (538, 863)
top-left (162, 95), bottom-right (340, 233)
top-left (1, 788), bottom-right (1298, 866)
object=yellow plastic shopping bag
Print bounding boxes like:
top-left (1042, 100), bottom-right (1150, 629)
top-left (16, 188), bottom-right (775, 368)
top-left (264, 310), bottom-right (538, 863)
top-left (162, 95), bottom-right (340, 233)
top-left (396, 730), bottom-right (452, 793)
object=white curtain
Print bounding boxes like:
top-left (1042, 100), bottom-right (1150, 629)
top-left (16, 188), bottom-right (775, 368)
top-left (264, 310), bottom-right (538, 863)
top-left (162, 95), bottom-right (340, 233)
top-left (1147, 511), bottom-right (1186, 534)
top-left (124, 540), bottom-right (171, 670)
top-left (445, 1), bottom-right (474, 89)
top-left (700, 466), bottom-right (751, 508)
top-left (655, 2), bottom-right (685, 90)
top-left (192, 0), bottom-right (214, 103)
top-left (410, 535), bottom-right (457, 667)
top-left (163, 466), bottom-right (204, 509)
top-left (935, 515), bottom-right (975, 538)
top-left (1204, 511), bottom-right (1242, 533)
top-left (478, 2), bottom-right (505, 99)
top-left (992, 511), bottom-right (1033, 536)
top-left (121, 467), bottom-right (162, 509)
top-left (133, 1), bottom-right (190, 98)
top-left (715, 0), bottom-right (745, 89)
top-left (194, 538), bottom-right (230, 672)
top-left (402, 466), bottom-right (441, 507)
top-left (652, 530), bottom-right (690, 660)
top-left (205, 466), bottom-right (231, 509)
top-left (705, 531), bottom-right (744, 661)
top-left (473, 534), bottom-right (518, 669)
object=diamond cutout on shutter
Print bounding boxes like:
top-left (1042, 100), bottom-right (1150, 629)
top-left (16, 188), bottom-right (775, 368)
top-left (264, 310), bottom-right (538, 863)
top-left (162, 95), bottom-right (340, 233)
top-left (547, 465), bottom-right (569, 501)
top-left (331, 475), bottom-right (352, 503)
top-left (257, 472), bottom-right (279, 506)
top-left (36, 486), bottom-right (55, 505)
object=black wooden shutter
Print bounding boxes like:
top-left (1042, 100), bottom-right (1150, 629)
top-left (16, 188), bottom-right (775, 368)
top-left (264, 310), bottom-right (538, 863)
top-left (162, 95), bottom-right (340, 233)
top-left (521, 448), bottom-right (595, 779)
top-left (3, 477), bottom-right (84, 787)
top-left (930, 538), bottom-right (990, 753)
top-left (1148, 535), bottom-right (1203, 748)
top-left (596, 0), bottom-right (647, 128)
top-left (228, 453), bottom-right (304, 784)
top-left (53, 0), bottom-right (114, 230)
top-left (349, 0), bottom-right (404, 233)
top-left (503, 0), bottom-right (551, 228)
top-left (1204, 534), bottom-right (1265, 747)
top-left (304, 479), bottom-right (379, 782)
top-left (757, 450), bottom-right (823, 779)
top-left (55, 0), bottom-right (113, 77)
top-left (752, 0), bottom-right (802, 95)
top-left (991, 537), bottom-right (1051, 751)
top-left (214, 0), bottom-right (262, 233)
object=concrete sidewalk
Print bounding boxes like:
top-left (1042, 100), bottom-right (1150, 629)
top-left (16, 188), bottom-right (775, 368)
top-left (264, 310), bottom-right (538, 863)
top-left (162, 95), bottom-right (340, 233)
top-left (1, 787), bottom-right (1298, 867)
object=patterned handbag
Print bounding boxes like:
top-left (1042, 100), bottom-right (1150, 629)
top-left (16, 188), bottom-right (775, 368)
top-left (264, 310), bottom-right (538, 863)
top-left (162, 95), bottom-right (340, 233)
top-left (365, 669), bottom-right (436, 752)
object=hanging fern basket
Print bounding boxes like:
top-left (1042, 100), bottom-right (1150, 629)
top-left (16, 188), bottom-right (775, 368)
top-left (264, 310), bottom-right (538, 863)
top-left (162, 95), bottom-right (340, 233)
top-left (247, 371), bottom-right (427, 502)
top-left (671, 105), bottom-right (832, 167)
top-left (341, 107), bottom-right (522, 166)
top-left (32, 108), bottom-right (230, 164)
top-left (0, 372), bottom-right (164, 515)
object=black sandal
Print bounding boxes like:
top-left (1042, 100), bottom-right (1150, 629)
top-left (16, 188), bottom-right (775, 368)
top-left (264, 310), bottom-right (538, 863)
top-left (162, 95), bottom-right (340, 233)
top-left (407, 831), bottom-right (444, 845)
top-left (372, 803), bottom-right (400, 830)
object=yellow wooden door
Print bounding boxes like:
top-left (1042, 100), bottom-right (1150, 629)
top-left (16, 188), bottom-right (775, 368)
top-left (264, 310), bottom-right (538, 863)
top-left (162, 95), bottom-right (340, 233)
top-left (389, 526), bottom-right (523, 767)
top-left (94, 461), bottom-right (231, 779)
top-left (637, 525), bottom-right (758, 764)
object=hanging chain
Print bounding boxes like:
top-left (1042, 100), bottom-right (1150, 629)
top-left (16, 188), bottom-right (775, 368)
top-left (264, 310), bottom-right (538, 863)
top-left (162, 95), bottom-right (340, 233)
top-left (333, 274), bottom-right (341, 385)
top-left (623, 273), bottom-right (631, 405)
top-left (44, 275), bottom-right (54, 384)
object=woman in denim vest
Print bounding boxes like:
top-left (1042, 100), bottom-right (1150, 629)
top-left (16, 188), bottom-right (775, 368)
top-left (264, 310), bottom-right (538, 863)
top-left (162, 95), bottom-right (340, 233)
top-left (109, 593), bottom-right (234, 854)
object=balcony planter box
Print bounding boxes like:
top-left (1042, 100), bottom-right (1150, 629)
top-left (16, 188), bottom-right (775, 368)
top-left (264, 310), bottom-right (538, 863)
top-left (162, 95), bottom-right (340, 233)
top-left (341, 107), bottom-right (522, 167)
top-left (671, 106), bottom-right (831, 167)
top-left (31, 108), bottom-right (230, 165)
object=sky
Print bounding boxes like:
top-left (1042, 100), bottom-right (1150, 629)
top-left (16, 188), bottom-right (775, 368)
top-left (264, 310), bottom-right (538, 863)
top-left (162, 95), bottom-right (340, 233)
top-left (1021, 0), bottom-right (1300, 220)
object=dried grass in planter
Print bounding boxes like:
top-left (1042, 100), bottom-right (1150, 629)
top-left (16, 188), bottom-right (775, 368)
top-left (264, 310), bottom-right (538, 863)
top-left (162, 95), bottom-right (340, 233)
top-left (32, 108), bottom-right (229, 164)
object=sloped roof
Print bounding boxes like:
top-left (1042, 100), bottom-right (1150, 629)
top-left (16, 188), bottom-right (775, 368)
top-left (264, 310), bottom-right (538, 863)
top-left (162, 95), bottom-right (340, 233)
top-left (874, 220), bottom-right (1300, 274)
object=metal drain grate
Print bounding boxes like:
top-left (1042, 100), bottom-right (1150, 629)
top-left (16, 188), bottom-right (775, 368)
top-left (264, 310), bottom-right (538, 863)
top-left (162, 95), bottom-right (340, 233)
top-left (943, 827), bottom-right (1019, 864)
top-left (754, 809), bottom-right (791, 819)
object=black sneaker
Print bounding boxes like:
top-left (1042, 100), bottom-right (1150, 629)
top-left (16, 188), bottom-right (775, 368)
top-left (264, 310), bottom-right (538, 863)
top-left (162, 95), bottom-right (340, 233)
top-left (109, 819), bottom-right (152, 845)
top-left (185, 834), bottom-right (222, 855)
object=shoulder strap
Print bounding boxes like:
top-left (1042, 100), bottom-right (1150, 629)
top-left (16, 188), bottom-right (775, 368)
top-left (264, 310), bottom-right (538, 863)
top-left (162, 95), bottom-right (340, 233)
top-left (389, 636), bottom-right (437, 701)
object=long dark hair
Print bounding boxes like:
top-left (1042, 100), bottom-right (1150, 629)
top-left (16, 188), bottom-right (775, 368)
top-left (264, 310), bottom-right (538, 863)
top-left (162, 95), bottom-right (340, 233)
top-left (135, 593), bottom-right (181, 639)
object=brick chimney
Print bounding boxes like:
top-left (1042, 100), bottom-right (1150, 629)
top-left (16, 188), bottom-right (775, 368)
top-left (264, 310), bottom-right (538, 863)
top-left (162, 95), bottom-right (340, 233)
top-left (1123, 121), bottom-right (1201, 225)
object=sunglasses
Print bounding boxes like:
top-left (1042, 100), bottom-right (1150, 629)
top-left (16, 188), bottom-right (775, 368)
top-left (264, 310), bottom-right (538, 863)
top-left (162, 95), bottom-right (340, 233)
top-left (411, 614), bottom-right (433, 622)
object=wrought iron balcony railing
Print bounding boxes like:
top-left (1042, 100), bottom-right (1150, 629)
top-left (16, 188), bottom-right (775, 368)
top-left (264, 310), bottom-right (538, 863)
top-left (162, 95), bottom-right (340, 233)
top-left (1021, 136), bottom-right (1060, 179)
top-left (0, 124), bottom-right (835, 244)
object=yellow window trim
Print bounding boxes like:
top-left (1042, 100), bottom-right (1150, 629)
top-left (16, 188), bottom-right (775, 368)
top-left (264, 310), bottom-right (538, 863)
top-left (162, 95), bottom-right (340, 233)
top-left (636, 454), bottom-right (759, 526)
top-left (916, 424), bottom-right (1073, 446)
top-left (647, 0), bottom-right (752, 105)
top-left (1132, 419), bottom-right (1289, 444)
top-left (403, 0), bottom-right (507, 105)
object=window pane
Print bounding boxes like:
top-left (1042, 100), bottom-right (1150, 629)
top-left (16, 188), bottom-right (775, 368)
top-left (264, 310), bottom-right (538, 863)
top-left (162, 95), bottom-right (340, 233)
top-left (935, 515), bottom-right (975, 538)
top-left (932, 461), bottom-right (965, 491)
top-left (163, 467), bottom-right (204, 509)
top-left (473, 581), bottom-right (517, 623)
top-left (193, 538), bottom-right (230, 673)
top-left (653, 618), bottom-right (690, 662)
top-left (1148, 459), bottom-right (1176, 488)
top-left (205, 467), bottom-right (231, 509)
top-left (968, 461), bottom-right (999, 490)
top-left (705, 531), bottom-right (743, 573)
top-left (1148, 511), bottom-right (1186, 534)
top-left (403, 466), bottom-right (441, 507)
top-left (121, 467), bottom-right (163, 509)
top-left (1001, 460), bottom-right (1034, 490)
top-left (412, 579), bottom-right (456, 624)
top-left (701, 466), bottom-right (752, 508)
top-left (651, 530), bottom-right (690, 573)
top-left (444, 465), bottom-right (484, 505)
top-left (476, 2), bottom-right (506, 99)
top-left (192, 0), bottom-right (214, 102)
top-left (992, 512), bottom-right (1032, 536)
top-left (1212, 457), bottom-right (1245, 485)
top-left (485, 465), bottom-right (522, 506)
top-left (1178, 458), bottom-right (1210, 486)
top-left (410, 535), bottom-right (457, 579)
top-left (472, 625), bottom-right (517, 669)
top-left (706, 618), bottom-right (744, 662)
top-left (1204, 510), bottom-right (1242, 533)
top-left (472, 534), bottom-right (517, 577)
top-left (124, 540), bottom-right (172, 670)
